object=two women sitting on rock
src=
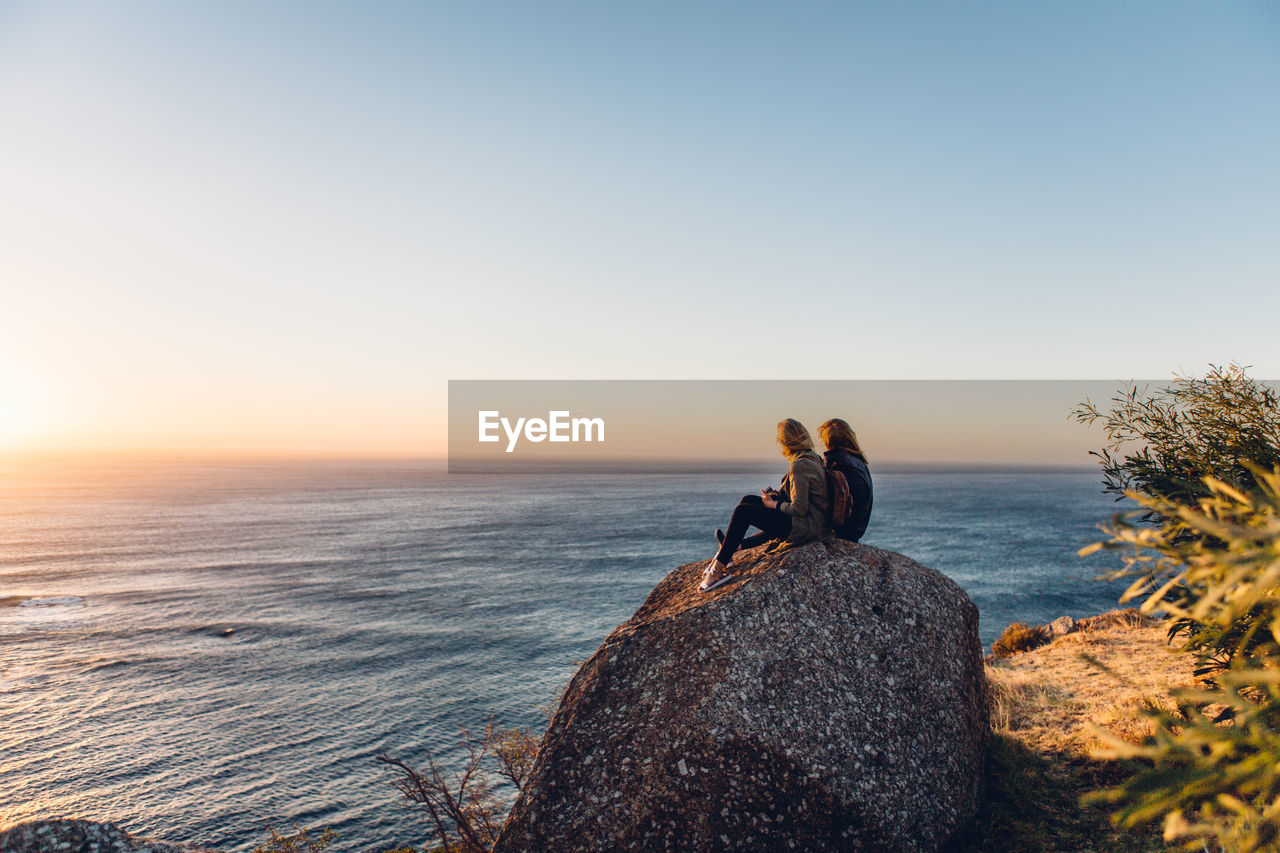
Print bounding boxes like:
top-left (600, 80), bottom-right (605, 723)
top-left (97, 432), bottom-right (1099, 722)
top-left (700, 417), bottom-right (874, 593)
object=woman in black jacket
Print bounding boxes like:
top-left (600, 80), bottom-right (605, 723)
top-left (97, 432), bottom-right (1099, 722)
top-left (819, 418), bottom-right (873, 542)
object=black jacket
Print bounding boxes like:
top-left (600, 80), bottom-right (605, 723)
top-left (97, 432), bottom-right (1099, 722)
top-left (824, 448), bottom-right (873, 542)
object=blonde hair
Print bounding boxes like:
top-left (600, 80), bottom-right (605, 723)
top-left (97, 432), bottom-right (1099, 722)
top-left (776, 419), bottom-right (814, 457)
top-left (819, 418), bottom-right (868, 462)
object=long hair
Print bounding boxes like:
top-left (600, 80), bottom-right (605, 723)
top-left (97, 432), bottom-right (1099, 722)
top-left (776, 419), bottom-right (815, 457)
top-left (819, 418), bottom-right (868, 463)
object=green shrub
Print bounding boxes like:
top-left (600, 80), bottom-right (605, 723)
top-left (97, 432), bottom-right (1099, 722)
top-left (1076, 366), bottom-right (1280, 675)
top-left (1081, 467), bottom-right (1280, 851)
top-left (1089, 669), bottom-right (1280, 852)
top-left (1076, 365), bottom-right (1280, 851)
top-left (1085, 462), bottom-right (1280, 685)
top-left (991, 621), bottom-right (1050, 658)
top-left (1073, 364), bottom-right (1280, 515)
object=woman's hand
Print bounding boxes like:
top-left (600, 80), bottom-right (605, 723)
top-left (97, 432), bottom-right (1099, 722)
top-left (761, 490), bottom-right (778, 509)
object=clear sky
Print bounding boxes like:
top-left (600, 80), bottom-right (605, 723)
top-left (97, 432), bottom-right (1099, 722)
top-left (1, 2), bottom-right (1277, 458)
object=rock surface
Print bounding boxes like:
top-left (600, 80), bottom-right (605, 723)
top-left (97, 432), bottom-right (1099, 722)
top-left (493, 539), bottom-right (988, 852)
top-left (0, 820), bottom-right (216, 853)
top-left (1047, 615), bottom-right (1077, 638)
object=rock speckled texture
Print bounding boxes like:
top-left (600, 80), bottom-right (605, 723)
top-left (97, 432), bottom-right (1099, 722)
top-left (1047, 615), bottom-right (1078, 637)
top-left (492, 539), bottom-right (987, 852)
top-left (0, 820), bottom-right (216, 853)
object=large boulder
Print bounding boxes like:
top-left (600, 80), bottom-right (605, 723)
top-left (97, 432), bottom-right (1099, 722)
top-left (493, 540), bottom-right (987, 852)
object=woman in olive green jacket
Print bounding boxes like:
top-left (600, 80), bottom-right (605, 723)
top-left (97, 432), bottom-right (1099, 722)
top-left (700, 419), bottom-right (830, 592)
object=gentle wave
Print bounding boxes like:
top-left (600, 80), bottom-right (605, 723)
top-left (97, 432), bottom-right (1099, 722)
top-left (17, 596), bottom-right (86, 608)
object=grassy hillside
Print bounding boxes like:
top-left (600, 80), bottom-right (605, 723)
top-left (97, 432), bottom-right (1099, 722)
top-left (949, 611), bottom-right (1198, 853)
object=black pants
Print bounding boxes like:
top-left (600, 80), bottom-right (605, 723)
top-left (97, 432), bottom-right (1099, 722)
top-left (715, 494), bottom-right (791, 565)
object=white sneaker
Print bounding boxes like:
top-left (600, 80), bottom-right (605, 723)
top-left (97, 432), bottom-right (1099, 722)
top-left (699, 559), bottom-right (734, 592)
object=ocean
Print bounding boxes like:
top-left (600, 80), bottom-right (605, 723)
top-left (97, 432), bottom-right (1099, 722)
top-left (0, 462), bottom-right (1132, 851)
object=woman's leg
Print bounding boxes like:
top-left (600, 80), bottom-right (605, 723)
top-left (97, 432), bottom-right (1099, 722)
top-left (714, 495), bottom-right (792, 565)
top-left (717, 529), bottom-right (771, 551)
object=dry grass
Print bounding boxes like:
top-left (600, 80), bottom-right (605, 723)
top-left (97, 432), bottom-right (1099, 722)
top-left (948, 613), bottom-right (1198, 853)
top-left (1074, 609), bottom-right (1154, 632)
top-left (987, 620), bottom-right (1192, 757)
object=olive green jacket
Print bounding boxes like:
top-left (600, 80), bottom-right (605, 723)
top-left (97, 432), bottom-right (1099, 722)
top-left (777, 448), bottom-right (830, 544)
